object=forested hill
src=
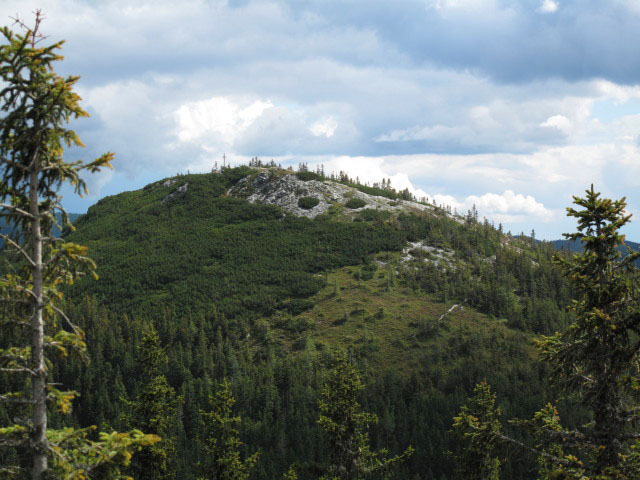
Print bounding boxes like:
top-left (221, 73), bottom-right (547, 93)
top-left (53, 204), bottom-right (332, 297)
top-left (57, 165), bottom-right (578, 479)
top-left (551, 237), bottom-right (640, 264)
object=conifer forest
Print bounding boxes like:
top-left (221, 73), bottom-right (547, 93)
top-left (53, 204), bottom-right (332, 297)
top-left (2, 11), bottom-right (640, 480)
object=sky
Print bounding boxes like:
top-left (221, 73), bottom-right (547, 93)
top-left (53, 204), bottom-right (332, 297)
top-left (2, 0), bottom-right (640, 240)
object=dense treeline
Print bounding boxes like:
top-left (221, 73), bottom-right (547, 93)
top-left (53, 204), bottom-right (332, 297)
top-left (36, 166), bottom-right (578, 479)
top-left (398, 217), bottom-right (572, 334)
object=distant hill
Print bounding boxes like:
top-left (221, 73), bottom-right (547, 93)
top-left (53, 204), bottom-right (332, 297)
top-left (0, 212), bottom-right (81, 245)
top-left (551, 238), bottom-right (640, 265)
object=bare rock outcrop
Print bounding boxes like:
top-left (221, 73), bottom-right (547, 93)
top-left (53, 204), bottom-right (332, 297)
top-left (228, 171), bottom-right (434, 219)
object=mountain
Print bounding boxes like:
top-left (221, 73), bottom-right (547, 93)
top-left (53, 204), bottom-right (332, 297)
top-left (57, 165), bottom-right (578, 479)
top-left (551, 238), bottom-right (640, 265)
top-left (0, 212), bottom-right (81, 239)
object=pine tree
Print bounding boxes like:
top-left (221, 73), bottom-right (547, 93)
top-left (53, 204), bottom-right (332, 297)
top-left (198, 379), bottom-right (259, 480)
top-left (318, 352), bottom-right (413, 480)
top-left (0, 12), bottom-right (158, 478)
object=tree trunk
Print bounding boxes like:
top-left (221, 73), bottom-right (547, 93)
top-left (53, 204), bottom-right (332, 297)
top-left (30, 159), bottom-right (48, 479)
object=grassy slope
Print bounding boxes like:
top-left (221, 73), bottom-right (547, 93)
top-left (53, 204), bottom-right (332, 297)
top-left (68, 167), bottom-right (544, 378)
top-left (62, 167), bottom-right (564, 479)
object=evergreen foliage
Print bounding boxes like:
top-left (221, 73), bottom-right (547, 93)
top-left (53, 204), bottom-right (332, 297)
top-left (52, 164), bottom-right (579, 479)
top-left (122, 324), bottom-right (181, 479)
top-left (345, 198), bottom-right (366, 210)
top-left (454, 185), bottom-right (640, 479)
top-left (535, 185), bottom-right (640, 476)
top-left (318, 353), bottom-right (413, 480)
top-left (451, 381), bottom-right (503, 480)
top-left (298, 196), bottom-right (320, 210)
top-left (198, 379), bottom-right (259, 480)
top-left (0, 13), bottom-right (158, 479)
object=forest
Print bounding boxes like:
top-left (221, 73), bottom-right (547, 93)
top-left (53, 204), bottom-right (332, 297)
top-left (2, 14), bottom-right (640, 480)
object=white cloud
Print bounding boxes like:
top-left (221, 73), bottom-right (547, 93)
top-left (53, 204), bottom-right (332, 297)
top-left (540, 114), bottom-right (572, 133)
top-left (466, 190), bottom-right (553, 219)
top-left (594, 80), bottom-right (640, 104)
top-left (538, 0), bottom-right (559, 14)
top-left (423, 190), bottom-right (554, 223)
top-left (310, 116), bottom-right (338, 138)
top-left (174, 97), bottom-right (273, 143)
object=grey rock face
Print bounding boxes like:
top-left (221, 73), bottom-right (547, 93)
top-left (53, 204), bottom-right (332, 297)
top-left (162, 182), bottom-right (188, 204)
top-left (228, 171), bottom-right (434, 219)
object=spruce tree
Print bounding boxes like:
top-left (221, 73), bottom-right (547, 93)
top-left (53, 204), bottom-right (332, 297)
top-left (198, 379), bottom-right (259, 480)
top-left (318, 352), bottom-right (413, 480)
top-left (451, 381), bottom-right (502, 480)
top-left (0, 12), bottom-right (157, 478)
top-left (536, 185), bottom-right (640, 476)
top-left (453, 186), bottom-right (640, 479)
top-left (122, 324), bottom-right (181, 479)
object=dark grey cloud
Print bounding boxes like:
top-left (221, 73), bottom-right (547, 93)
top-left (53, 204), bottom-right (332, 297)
top-left (281, 0), bottom-right (640, 85)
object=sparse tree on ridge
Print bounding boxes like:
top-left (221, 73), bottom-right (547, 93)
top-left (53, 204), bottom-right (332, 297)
top-left (0, 12), bottom-right (158, 479)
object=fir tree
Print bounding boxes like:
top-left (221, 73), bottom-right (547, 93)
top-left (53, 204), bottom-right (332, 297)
top-left (318, 352), bottom-right (413, 480)
top-left (0, 12), bottom-right (158, 478)
top-left (123, 324), bottom-right (181, 480)
top-left (198, 379), bottom-right (259, 480)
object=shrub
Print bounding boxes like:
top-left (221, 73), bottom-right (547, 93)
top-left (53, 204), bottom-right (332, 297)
top-left (296, 171), bottom-right (322, 181)
top-left (282, 298), bottom-right (315, 315)
top-left (298, 196), bottom-right (320, 209)
top-left (345, 197), bottom-right (366, 209)
top-left (359, 209), bottom-right (391, 222)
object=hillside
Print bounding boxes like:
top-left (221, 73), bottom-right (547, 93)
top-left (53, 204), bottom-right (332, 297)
top-left (57, 165), bottom-right (578, 479)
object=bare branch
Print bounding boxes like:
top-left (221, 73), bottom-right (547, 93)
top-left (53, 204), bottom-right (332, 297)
top-left (0, 367), bottom-right (36, 375)
top-left (0, 318), bottom-right (32, 329)
top-left (497, 433), bottom-right (589, 472)
top-left (0, 203), bottom-right (34, 218)
top-left (0, 395), bottom-right (34, 405)
top-left (0, 233), bottom-right (36, 266)
top-left (50, 305), bottom-right (80, 335)
top-left (437, 299), bottom-right (467, 322)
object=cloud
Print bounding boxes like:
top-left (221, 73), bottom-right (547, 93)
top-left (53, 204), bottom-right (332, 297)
top-left (465, 190), bottom-right (554, 221)
top-left (174, 97), bottom-right (274, 144)
top-left (310, 117), bottom-right (338, 138)
top-left (2, 0), bottom-right (640, 240)
top-left (538, 0), bottom-right (559, 14)
top-left (540, 114), bottom-right (572, 133)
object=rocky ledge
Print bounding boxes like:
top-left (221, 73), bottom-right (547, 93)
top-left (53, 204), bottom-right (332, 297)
top-left (228, 171), bottom-right (434, 219)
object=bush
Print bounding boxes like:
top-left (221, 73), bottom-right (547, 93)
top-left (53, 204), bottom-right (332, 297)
top-left (298, 196), bottom-right (320, 209)
top-left (345, 198), bottom-right (366, 209)
top-left (281, 299), bottom-right (315, 315)
top-left (359, 209), bottom-right (391, 222)
top-left (296, 171), bottom-right (322, 181)
top-left (360, 269), bottom-right (374, 281)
